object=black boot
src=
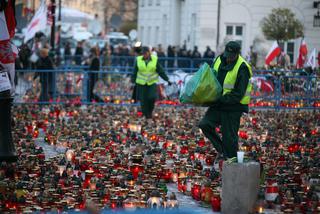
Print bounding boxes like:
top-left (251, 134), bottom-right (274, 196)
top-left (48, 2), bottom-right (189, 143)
top-left (0, 98), bottom-right (17, 162)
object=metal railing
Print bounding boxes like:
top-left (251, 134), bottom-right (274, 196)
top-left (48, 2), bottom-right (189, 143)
top-left (53, 55), bottom-right (212, 72)
top-left (14, 67), bottom-right (320, 109)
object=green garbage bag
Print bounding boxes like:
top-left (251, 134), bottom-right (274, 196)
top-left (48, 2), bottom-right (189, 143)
top-left (179, 63), bottom-right (222, 104)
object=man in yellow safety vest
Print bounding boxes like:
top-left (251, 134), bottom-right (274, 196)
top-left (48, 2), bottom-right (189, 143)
top-left (131, 47), bottom-right (172, 119)
top-left (199, 41), bottom-right (252, 162)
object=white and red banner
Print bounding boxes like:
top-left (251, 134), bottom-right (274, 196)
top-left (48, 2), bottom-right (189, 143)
top-left (24, 0), bottom-right (48, 43)
top-left (251, 77), bottom-right (274, 93)
top-left (265, 41), bottom-right (281, 66)
top-left (47, 2), bottom-right (53, 26)
top-left (0, 11), bottom-right (10, 41)
top-left (296, 38), bottom-right (308, 68)
top-left (306, 48), bottom-right (317, 69)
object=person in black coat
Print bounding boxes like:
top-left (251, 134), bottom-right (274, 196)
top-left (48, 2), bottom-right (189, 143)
top-left (64, 42), bottom-right (72, 65)
top-left (35, 48), bottom-right (55, 102)
top-left (74, 41), bottom-right (84, 65)
top-left (87, 47), bottom-right (103, 102)
top-left (167, 45), bottom-right (175, 68)
top-left (203, 46), bottom-right (215, 65)
top-left (191, 46), bottom-right (202, 68)
top-left (19, 44), bottom-right (32, 69)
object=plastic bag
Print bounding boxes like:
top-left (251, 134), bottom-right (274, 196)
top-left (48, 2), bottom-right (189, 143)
top-left (179, 63), bottom-right (222, 104)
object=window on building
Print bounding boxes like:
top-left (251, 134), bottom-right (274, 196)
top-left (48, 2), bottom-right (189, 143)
top-left (148, 0), bottom-right (153, 6)
top-left (141, 0), bottom-right (145, 7)
top-left (226, 26), bottom-right (233, 35)
top-left (236, 26), bottom-right (243, 36)
top-left (286, 42), bottom-right (295, 63)
top-left (156, 0), bottom-right (160, 6)
top-left (225, 24), bottom-right (245, 54)
top-left (279, 42), bottom-right (295, 63)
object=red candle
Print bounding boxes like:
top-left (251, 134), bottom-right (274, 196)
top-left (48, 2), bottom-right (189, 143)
top-left (130, 164), bottom-right (143, 179)
top-left (188, 153), bottom-right (194, 160)
top-left (33, 129), bottom-right (39, 138)
top-left (161, 169), bottom-right (172, 182)
top-left (191, 183), bottom-right (201, 201)
top-left (205, 155), bottom-right (214, 166)
top-left (198, 139), bottom-right (206, 147)
top-left (211, 194), bottom-right (221, 212)
top-left (201, 186), bottom-right (213, 203)
top-left (265, 180), bottom-right (279, 202)
top-left (178, 178), bottom-right (187, 193)
top-left (180, 146), bottom-right (189, 155)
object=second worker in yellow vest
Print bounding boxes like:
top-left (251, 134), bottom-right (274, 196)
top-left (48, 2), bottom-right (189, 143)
top-left (131, 47), bottom-right (172, 119)
top-left (199, 41), bottom-right (252, 162)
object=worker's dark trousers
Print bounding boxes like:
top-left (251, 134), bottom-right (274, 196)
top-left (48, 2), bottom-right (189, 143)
top-left (0, 97), bottom-right (17, 162)
top-left (199, 107), bottom-right (242, 158)
top-left (137, 84), bottom-right (157, 119)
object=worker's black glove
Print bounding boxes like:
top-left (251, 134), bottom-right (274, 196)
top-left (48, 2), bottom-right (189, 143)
top-left (167, 81), bottom-right (172, 86)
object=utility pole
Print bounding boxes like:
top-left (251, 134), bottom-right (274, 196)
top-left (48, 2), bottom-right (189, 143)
top-left (50, 0), bottom-right (56, 50)
top-left (216, 0), bottom-right (221, 51)
top-left (57, 0), bottom-right (62, 55)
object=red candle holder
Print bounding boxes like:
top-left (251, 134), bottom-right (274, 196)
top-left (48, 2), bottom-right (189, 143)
top-left (201, 186), bottom-right (213, 203)
top-left (265, 180), bottom-right (279, 202)
top-left (161, 168), bottom-right (172, 182)
top-left (205, 155), bottom-right (214, 166)
top-left (197, 139), bottom-right (206, 147)
top-left (211, 194), bottom-right (221, 212)
top-left (130, 164), bottom-right (143, 179)
top-left (191, 183), bottom-right (202, 201)
top-left (178, 177), bottom-right (187, 193)
top-left (180, 146), bottom-right (189, 155)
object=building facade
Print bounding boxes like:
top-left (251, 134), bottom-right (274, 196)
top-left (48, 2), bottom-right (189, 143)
top-left (138, 0), bottom-right (320, 64)
top-left (16, 0), bottom-right (138, 33)
top-left (63, 0), bottom-right (137, 31)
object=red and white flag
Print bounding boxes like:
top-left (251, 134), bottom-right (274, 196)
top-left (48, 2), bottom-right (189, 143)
top-left (47, 3), bottom-right (53, 26)
top-left (24, 0), bottom-right (48, 43)
top-left (296, 38), bottom-right (308, 68)
top-left (306, 48), bottom-right (317, 69)
top-left (252, 77), bottom-right (274, 93)
top-left (265, 41), bottom-right (281, 65)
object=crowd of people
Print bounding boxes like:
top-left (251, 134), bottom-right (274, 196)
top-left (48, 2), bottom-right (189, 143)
top-left (66, 42), bottom-right (216, 69)
top-left (15, 35), bottom-right (216, 71)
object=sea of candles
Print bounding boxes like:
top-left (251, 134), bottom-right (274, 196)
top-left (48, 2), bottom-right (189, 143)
top-left (0, 105), bottom-right (318, 213)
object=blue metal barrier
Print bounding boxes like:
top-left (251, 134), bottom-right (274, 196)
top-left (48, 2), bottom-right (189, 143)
top-left (58, 55), bottom-right (213, 72)
top-left (14, 68), bottom-right (320, 109)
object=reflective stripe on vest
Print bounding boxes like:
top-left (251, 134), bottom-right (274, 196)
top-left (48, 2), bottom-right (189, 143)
top-left (136, 55), bottom-right (159, 85)
top-left (213, 56), bottom-right (252, 104)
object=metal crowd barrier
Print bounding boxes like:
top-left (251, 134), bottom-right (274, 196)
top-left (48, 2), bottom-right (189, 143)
top-left (61, 55), bottom-right (213, 72)
top-left (14, 68), bottom-right (320, 109)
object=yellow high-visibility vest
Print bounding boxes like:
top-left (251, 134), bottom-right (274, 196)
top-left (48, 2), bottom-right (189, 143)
top-left (213, 56), bottom-right (252, 104)
top-left (136, 55), bottom-right (159, 85)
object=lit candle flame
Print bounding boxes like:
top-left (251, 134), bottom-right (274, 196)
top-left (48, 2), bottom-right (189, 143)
top-left (258, 206), bottom-right (264, 213)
